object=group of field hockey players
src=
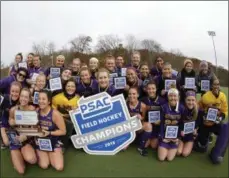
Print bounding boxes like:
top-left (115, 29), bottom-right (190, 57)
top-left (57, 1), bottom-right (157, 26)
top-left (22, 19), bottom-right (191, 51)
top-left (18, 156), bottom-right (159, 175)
top-left (0, 51), bottom-right (228, 174)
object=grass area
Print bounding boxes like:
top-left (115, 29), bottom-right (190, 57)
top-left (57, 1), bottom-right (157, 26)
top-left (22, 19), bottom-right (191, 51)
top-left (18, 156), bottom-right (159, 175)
top-left (1, 88), bottom-right (228, 177)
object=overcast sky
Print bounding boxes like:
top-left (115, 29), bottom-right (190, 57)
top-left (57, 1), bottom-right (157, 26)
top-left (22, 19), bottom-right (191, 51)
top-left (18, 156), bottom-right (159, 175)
top-left (1, 1), bottom-right (228, 69)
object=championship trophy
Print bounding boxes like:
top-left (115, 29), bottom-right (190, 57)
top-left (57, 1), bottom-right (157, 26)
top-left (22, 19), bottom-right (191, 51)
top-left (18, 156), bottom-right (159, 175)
top-left (14, 110), bottom-right (43, 136)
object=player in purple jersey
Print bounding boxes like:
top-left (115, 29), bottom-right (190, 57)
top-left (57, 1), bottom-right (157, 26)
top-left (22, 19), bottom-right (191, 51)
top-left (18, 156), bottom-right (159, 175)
top-left (115, 54), bottom-right (125, 76)
top-left (154, 62), bottom-right (179, 100)
top-left (26, 53), bottom-right (34, 69)
top-left (1, 82), bottom-right (21, 148)
top-left (71, 58), bottom-right (81, 76)
top-left (125, 87), bottom-right (146, 151)
top-left (35, 89), bottom-right (66, 171)
top-left (126, 51), bottom-right (141, 75)
top-left (139, 63), bottom-right (154, 97)
top-left (94, 68), bottom-right (120, 96)
top-left (139, 81), bottom-right (166, 156)
top-left (177, 59), bottom-right (197, 103)
top-left (8, 88), bottom-right (37, 174)
top-left (89, 57), bottom-right (99, 80)
top-left (70, 58), bottom-right (81, 84)
top-left (45, 55), bottom-right (65, 80)
top-left (50, 68), bottom-right (72, 97)
top-left (124, 67), bottom-right (143, 98)
top-left (150, 56), bottom-right (164, 78)
top-left (0, 67), bottom-right (29, 95)
top-left (30, 74), bottom-right (47, 108)
top-left (158, 87), bottom-right (185, 161)
top-left (8, 53), bottom-right (23, 76)
top-left (77, 67), bottom-right (98, 97)
top-left (27, 55), bottom-right (45, 86)
top-left (196, 60), bottom-right (217, 96)
top-left (104, 55), bottom-right (119, 85)
top-left (177, 91), bottom-right (203, 157)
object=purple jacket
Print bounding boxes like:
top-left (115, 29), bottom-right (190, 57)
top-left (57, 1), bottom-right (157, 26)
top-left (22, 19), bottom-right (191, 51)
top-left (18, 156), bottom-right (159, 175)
top-left (0, 75), bottom-right (27, 94)
top-left (76, 79), bottom-right (98, 97)
top-left (29, 67), bottom-right (45, 78)
top-left (150, 66), bottom-right (162, 78)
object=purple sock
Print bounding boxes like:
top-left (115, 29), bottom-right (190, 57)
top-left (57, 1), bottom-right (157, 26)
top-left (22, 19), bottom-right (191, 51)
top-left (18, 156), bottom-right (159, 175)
top-left (139, 131), bottom-right (152, 149)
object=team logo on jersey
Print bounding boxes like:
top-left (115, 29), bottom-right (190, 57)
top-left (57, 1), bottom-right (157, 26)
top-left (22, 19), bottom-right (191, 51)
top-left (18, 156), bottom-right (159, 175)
top-left (69, 92), bottom-right (142, 155)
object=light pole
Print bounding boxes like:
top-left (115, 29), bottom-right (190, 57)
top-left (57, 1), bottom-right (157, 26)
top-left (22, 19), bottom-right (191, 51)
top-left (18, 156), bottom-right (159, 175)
top-left (207, 31), bottom-right (218, 76)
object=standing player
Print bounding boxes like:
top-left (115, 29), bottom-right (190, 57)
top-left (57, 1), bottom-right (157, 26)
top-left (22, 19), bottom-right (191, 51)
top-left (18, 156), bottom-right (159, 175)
top-left (45, 55), bottom-right (65, 80)
top-left (30, 74), bottom-right (47, 108)
top-left (89, 57), bottom-right (99, 80)
top-left (154, 62), bottom-right (178, 100)
top-left (126, 51), bottom-right (141, 75)
top-left (94, 68), bottom-right (120, 96)
top-left (177, 59), bottom-right (197, 103)
top-left (76, 67), bottom-right (98, 97)
top-left (8, 53), bottom-right (23, 76)
top-left (196, 60), bottom-right (217, 96)
top-left (150, 56), bottom-right (164, 78)
top-left (71, 58), bottom-right (81, 84)
top-left (115, 54), bottom-right (125, 76)
top-left (124, 67), bottom-right (143, 98)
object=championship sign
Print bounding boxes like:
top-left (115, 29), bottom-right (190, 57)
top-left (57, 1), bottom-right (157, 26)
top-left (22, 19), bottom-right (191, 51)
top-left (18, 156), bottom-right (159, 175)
top-left (69, 92), bottom-right (142, 155)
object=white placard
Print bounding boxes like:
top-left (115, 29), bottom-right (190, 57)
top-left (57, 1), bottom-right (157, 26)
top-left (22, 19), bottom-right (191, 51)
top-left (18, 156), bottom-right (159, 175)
top-left (206, 108), bottom-right (218, 122)
top-left (184, 121), bottom-right (195, 134)
top-left (49, 77), bottom-right (62, 91)
top-left (31, 73), bottom-right (39, 82)
top-left (50, 67), bottom-right (61, 78)
top-left (18, 62), bottom-right (28, 69)
top-left (185, 78), bottom-right (195, 89)
top-left (165, 125), bottom-right (179, 139)
top-left (121, 68), bottom-right (127, 77)
top-left (109, 73), bottom-right (118, 79)
top-left (0, 95), bottom-right (4, 106)
top-left (201, 80), bottom-right (210, 91)
top-left (38, 138), bottom-right (52, 151)
top-left (114, 77), bottom-right (126, 89)
top-left (15, 110), bottom-right (38, 125)
top-left (165, 79), bottom-right (176, 91)
top-left (148, 111), bottom-right (160, 123)
top-left (33, 92), bottom-right (39, 105)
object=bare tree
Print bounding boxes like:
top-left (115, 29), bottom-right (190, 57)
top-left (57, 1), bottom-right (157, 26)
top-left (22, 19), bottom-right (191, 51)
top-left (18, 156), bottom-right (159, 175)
top-left (69, 35), bottom-right (92, 54)
top-left (125, 34), bottom-right (140, 52)
top-left (141, 39), bottom-right (163, 53)
top-left (95, 34), bottom-right (122, 53)
top-left (32, 42), bottom-right (42, 54)
top-left (170, 48), bottom-right (184, 57)
top-left (32, 41), bottom-right (49, 55)
top-left (46, 42), bottom-right (56, 55)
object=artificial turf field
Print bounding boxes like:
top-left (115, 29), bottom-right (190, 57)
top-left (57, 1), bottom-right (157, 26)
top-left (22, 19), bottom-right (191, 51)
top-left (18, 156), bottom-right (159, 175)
top-left (1, 88), bottom-right (228, 178)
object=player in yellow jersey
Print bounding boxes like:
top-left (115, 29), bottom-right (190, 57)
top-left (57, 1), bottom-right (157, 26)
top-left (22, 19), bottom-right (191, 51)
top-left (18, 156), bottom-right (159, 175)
top-left (195, 78), bottom-right (228, 164)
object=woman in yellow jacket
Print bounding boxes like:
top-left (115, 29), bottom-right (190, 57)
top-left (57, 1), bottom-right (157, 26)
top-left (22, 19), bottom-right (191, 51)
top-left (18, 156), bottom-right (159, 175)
top-left (195, 78), bottom-right (228, 160)
top-left (52, 78), bottom-right (80, 149)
